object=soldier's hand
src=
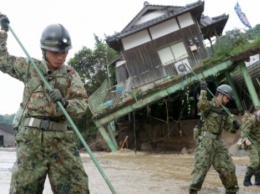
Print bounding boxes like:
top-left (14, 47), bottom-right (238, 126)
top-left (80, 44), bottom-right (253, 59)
top-left (232, 119), bottom-right (241, 130)
top-left (200, 80), bottom-right (207, 90)
top-left (48, 89), bottom-right (69, 108)
top-left (245, 139), bottom-right (252, 146)
top-left (0, 13), bottom-right (10, 31)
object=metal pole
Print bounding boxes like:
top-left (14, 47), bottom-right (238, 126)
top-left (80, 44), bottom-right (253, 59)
top-left (107, 121), bottom-right (119, 150)
top-left (98, 125), bottom-right (117, 151)
top-left (224, 71), bottom-right (243, 113)
top-left (239, 61), bottom-right (260, 109)
top-left (8, 24), bottom-right (117, 194)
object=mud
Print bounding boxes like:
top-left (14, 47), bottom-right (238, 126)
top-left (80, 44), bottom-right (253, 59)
top-left (0, 149), bottom-right (259, 194)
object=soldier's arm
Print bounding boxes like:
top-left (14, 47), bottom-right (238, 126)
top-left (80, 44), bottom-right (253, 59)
top-left (0, 30), bottom-right (29, 83)
top-left (241, 117), bottom-right (253, 142)
top-left (197, 90), bottom-right (211, 113)
top-left (224, 115), bottom-right (237, 133)
top-left (64, 67), bottom-right (88, 119)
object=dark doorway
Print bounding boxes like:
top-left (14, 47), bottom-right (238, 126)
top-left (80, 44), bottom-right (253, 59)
top-left (0, 135), bottom-right (3, 146)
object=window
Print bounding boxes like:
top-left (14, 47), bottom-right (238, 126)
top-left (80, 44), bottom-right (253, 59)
top-left (158, 41), bottom-right (188, 66)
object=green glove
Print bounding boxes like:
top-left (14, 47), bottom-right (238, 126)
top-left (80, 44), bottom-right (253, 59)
top-left (233, 119), bottom-right (241, 130)
top-left (0, 13), bottom-right (10, 31)
top-left (200, 80), bottom-right (207, 90)
top-left (48, 89), bottom-right (69, 108)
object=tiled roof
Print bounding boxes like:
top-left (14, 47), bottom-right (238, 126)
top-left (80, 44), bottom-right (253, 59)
top-left (200, 13), bottom-right (229, 39)
top-left (106, 0), bottom-right (204, 42)
top-left (106, 0), bottom-right (229, 51)
top-left (0, 123), bottom-right (15, 135)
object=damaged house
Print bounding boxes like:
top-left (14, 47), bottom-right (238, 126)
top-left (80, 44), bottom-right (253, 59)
top-left (87, 0), bottom-right (260, 152)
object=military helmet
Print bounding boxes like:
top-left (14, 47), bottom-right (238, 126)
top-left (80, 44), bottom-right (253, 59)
top-left (216, 84), bottom-right (234, 100)
top-left (40, 24), bottom-right (72, 52)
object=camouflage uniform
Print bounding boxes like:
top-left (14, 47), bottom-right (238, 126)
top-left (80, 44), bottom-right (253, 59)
top-left (0, 31), bottom-right (89, 193)
top-left (241, 112), bottom-right (260, 185)
top-left (189, 89), bottom-right (239, 193)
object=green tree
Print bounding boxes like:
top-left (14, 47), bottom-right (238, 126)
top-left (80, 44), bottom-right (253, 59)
top-left (67, 35), bottom-right (118, 147)
top-left (254, 24), bottom-right (260, 36)
top-left (68, 34), bottom-right (118, 95)
top-left (0, 114), bottom-right (15, 125)
top-left (207, 26), bottom-right (260, 60)
top-left (0, 115), bottom-right (3, 123)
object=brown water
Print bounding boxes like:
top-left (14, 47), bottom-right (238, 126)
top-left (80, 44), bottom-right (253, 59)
top-left (0, 149), bottom-right (259, 194)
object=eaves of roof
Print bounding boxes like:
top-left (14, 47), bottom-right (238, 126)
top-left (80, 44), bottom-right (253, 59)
top-left (106, 0), bottom-right (204, 44)
top-left (107, 53), bottom-right (124, 66)
top-left (122, 4), bottom-right (182, 32)
top-left (200, 14), bottom-right (229, 39)
top-left (0, 123), bottom-right (15, 135)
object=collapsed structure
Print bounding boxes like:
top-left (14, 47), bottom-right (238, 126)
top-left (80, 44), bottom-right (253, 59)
top-left (88, 0), bottom-right (260, 152)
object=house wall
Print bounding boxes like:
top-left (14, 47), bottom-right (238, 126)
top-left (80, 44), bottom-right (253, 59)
top-left (122, 25), bottom-right (209, 80)
top-left (0, 130), bottom-right (15, 147)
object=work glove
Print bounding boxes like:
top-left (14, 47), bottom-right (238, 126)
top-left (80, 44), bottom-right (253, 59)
top-left (233, 119), bottom-right (241, 130)
top-left (200, 80), bottom-right (207, 90)
top-left (0, 13), bottom-right (10, 31)
top-left (48, 89), bottom-right (69, 108)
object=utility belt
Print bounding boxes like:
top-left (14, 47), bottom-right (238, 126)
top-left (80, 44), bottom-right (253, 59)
top-left (24, 117), bottom-right (67, 131)
top-left (200, 131), bottom-right (220, 140)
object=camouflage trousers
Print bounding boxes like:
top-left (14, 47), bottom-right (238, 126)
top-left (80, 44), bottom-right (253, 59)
top-left (247, 143), bottom-right (260, 176)
top-left (9, 126), bottom-right (90, 194)
top-left (189, 136), bottom-right (239, 192)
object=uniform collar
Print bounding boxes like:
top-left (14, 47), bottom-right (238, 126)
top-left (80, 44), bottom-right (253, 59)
top-left (41, 60), bottom-right (68, 75)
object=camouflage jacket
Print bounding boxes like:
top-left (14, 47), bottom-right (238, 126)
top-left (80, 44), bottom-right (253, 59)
top-left (0, 31), bottom-right (88, 121)
top-left (198, 89), bottom-right (235, 134)
top-left (241, 113), bottom-right (260, 142)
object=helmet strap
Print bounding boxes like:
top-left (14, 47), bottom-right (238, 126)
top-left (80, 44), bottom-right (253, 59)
top-left (217, 93), bottom-right (224, 106)
top-left (221, 94), bottom-right (224, 102)
top-left (42, 49), bottom-right (48, 61)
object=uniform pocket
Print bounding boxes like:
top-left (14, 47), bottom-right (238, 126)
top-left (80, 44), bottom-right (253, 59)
top-left (204, 112), bottom-right (220, 133)
top-left (66, 130), bottom-right (76, 143)
top-left (15, 127), bottom-right (40, 145)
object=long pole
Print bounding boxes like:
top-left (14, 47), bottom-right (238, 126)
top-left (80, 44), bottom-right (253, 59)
top-left (8, 24), bottom-right (117, 194)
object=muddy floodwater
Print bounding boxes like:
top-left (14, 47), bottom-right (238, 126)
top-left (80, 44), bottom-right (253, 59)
top-left (0, 149), bottom-right (259, 194)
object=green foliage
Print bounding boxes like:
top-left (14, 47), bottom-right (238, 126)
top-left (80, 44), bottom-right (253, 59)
top-left (72, 108), bottom-right (97, 149)
top-left (0, 114), bottom-right (15, 125)
top-left (75, 124), bottom-right (97, 148)
top-left (249, 36), bottom-right (260, 47)
top-left (204, 26), bottom-right (260, 66)
top-left (68, 36), bottom-right (118, 148)
top-left (68, 34), bottom-right (118, 95)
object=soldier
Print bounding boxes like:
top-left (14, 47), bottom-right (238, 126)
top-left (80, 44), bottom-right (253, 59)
top-left (241, 110), bottom-right (260, 186)
top-left (189, 81), bottom-right (240, 194)
top-left (0, 14), bottom-right (90, 193)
